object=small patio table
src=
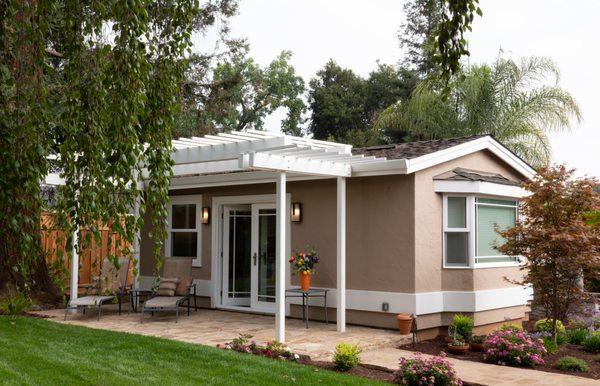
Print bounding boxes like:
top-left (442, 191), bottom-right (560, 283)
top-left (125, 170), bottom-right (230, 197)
top-left (285, 288), bottom-right (329, 328)
top-left (130, 289), bottom-right (153, 312)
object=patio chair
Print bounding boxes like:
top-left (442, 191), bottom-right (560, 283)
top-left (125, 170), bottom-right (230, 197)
top-left (64, 257), bottom-right (131, 321)
top-left (140, 257), bottom-right (197, 323)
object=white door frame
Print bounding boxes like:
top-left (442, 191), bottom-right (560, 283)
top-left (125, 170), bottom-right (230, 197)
top-left (211, 194), bottom-right (291, 313)
top-left (221, 205), bottom-right (252, 307)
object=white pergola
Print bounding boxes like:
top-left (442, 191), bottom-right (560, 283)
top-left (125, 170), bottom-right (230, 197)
top-left (161, 130), bottom-right (388, 340)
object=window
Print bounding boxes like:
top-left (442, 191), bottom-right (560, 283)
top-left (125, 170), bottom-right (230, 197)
top-left (475, 198), bottom-right (517, 264)
top-left (443, 195), bottom-right (518, 268)
top-left (444, 197), bottom-right (470, 267)
top-left (166, 196), bottom-right (202, 266)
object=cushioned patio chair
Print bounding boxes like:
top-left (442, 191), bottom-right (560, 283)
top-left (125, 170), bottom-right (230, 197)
top-left (64, 257), bottom-right (131, 321)
top-left (140, 257), bottom-right (197, 323)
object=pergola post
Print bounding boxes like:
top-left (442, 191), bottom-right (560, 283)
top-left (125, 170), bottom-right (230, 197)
top-left (133, 196), bottom-right (141, 290)
top-left (337, 176), bottom-right (346, 332)
top-left (70, 226), bottom-right (79, 301)
top-left (275, 172), bottom-right (287, 342)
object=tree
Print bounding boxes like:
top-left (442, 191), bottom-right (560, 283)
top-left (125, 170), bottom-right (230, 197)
top-left (308, 60), bottom-right (417, 147)
top-left (499, 166), bottom-right (600, 342)
top-left (176, 47), bottom-right (305, 137)
top-left (399, 0), bottom-right (442, 76)
top-left (0, 0), bottom-right (235, 294)
top-left (375, 56), bottom-right (582, 167)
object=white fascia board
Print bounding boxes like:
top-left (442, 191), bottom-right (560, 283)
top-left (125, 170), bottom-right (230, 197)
top-left (351, 159), bottom-right (409, 176)
top-left (405, 136), bottom-right (536, 179)
top-left (167, 171), bottom-right (330, 190)
top-left (434, 180), bottom-right (529, 198)
top-left (242, 152), bottom-right (351, 177)
top-left (171, 135), bottom-right (289, 165)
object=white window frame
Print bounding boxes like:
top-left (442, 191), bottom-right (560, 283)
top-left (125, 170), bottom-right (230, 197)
top-left (166, 194), bottom-right (203, 267)
top-left (443, 194), bottom-right (521, 269)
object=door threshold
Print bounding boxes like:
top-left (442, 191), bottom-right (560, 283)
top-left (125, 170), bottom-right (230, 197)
top-left (218, 305), bottom-right (276, 316)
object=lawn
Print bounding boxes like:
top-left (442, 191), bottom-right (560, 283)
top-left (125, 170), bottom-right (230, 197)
top-left (0, 316), bottom-right (383, 386)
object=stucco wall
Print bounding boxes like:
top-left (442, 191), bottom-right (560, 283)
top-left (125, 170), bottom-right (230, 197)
top-left (140, 174), bottom-right (416, 293)
top-left (413, 149), bottom-right (526, 293)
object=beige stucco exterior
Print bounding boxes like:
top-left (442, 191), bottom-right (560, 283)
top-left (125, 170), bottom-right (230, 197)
top-left (139, 148), bottom-right (530, 333)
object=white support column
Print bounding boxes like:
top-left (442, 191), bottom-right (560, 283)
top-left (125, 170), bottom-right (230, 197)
top-left (275, 172), bottom-right (287, 342)
top-left (336, 176), bottom-right (346, 332)
top-left (133, 196), bottom-right (141, 290)
top-left (70, 226), bottom-right (79, 301)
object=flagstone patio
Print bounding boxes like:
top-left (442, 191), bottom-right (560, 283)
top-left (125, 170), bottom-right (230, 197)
top-left (37, 307), bottom-right (411, 361)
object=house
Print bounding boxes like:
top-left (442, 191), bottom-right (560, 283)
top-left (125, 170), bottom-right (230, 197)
top-left (69, 130), bottom-right (535, 341)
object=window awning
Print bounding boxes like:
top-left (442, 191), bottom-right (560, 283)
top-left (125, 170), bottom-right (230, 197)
top-left (433, 168), bottom-right (528, 198)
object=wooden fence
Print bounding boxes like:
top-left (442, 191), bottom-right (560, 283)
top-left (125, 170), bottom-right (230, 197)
top-left (41, 212), bottom-right (133, 288)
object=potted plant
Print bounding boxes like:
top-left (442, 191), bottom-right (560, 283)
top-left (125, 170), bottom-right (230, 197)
top-left (289, 248), bottom-right (318, 291)
top-left (446, 336), bottom-right (469, 355)
top-left (445, 314), bottom-right (474, 343)
top-left (470, 335), bottom-right (486, 351)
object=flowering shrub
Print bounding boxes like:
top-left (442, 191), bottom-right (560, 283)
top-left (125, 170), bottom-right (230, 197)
top-left (534, 319), bottom-right (566, 335)
top-left (217, 334), bottom-right (300, 361)
top-left (484, 330), bottom-right (546, 367)
top-left (289, 248), bottom-right (319, 274)
top-left (393, 352), bottom-right (462, 386)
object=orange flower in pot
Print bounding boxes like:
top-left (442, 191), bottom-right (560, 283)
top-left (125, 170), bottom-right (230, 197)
top-left (290, 248), bottom-right (318, 291)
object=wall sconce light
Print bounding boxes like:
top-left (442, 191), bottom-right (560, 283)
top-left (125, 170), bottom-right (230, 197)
top-left (291, 202), bottom-right (302, 222)
top-left (201, 206), bottom-right (210, 224)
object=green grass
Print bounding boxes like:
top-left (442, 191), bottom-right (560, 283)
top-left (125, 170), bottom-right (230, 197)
top-left (0, 316), bottom-right (383, 386)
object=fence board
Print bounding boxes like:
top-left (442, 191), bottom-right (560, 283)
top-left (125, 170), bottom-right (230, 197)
top-left (40, 212), bottom-right (133, 288)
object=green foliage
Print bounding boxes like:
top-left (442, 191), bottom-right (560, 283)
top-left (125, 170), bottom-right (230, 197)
top-left (535, 319), bottom-right (566, 335)
top-left (375, 56), bottom-right (582, 166)
top-left (399, 0), bottom-right (442, 76)
top-left (308, 60), bottom-right (417, 146)
top-left (1, 0), bottom-right (222, 290)
top-left (553, 356), bottom-right (589, 373)
top-left (333, 342), bottom-right (363, 371)
top-left (471, 335), bottom-right (486, 344)
top-left (583, 332), bottom-right (600, 353)
top-left (449, 313), bottom-right (474, 341)
top-left (500, 323), bottom-right (523, 332)
top-left (567, 328), bottom-right (589, 345)
top-left (177, 47), bottom-right (306, 137)
top-left (0, 293), bottom-right (31, 317)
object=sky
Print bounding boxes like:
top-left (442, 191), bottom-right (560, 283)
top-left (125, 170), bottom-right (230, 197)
top-left (195, 0), bottom-right (600, 177)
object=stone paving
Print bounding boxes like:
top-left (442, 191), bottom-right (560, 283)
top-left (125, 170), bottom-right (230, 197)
top-left (37, 307), bottom-right (599, 386)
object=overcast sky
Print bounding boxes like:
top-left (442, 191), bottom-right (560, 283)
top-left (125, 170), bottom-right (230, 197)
top-left (200, 0), bottom-right (599, 177)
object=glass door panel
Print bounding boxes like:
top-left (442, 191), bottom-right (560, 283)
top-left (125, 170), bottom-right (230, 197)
top-left (251, 204), bottom-right (277, 311)
top-left (222, 206), bottom-right (252, 307)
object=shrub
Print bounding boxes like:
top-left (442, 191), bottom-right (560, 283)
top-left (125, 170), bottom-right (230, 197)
top-left (595, 355), bottom-right (600, 363)
top-left (567, 328), bottom-right (589, 345)
top-left (332, 342), bottom-right (362, 371)
top-left (500, 323), bottom-right (523, 332)
top-left (484, 329), bottom-right (546, 367)
top-left (394, 352), bottom-right (462, 386)
top-left (449, 314), bottom-right (474, 342)
top-left (534, 319), bottom-right (566, 334)
top-left (471, 335), bottom-right (486, 344)
top-left (553, 356), bottom-right (589, 373)
top-left (217, 334), bottom-right (300, 361)
top-left (0, 293), bottom-right (31, 317)
top-left (543, 338), bottom-right (558, 355)
top-left (583, 332), bottom-right (600, 353)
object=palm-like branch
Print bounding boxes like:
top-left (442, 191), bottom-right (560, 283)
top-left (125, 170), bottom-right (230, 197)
top-left (375, 56), bottom-right (581, 167)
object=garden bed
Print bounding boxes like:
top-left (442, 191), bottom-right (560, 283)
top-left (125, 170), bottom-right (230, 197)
top-left (400, 336), bottom-right (600, 380)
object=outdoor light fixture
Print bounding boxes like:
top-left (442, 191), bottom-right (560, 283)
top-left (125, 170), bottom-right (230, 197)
top-left (291, 202), bottom-right (302, 222)
top-left (201, 206), bottom-right (210, 224)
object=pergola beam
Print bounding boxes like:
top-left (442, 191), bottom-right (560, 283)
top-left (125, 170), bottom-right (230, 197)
top-left (243, 152), bottom-right (352, 177)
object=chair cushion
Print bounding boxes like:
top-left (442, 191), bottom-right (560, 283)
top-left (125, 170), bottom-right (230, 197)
top-left (175, 276), bottom-right (193, 296)
top-left (156, 277), bottom-right (178, 296)
top-left (144, 296), bottom-right (185, 308)
top-left (70, 295), bottom-right (114, 307)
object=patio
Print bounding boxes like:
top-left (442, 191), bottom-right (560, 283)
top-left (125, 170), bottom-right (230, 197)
top-left (37, 307), bottom-right (411, 361)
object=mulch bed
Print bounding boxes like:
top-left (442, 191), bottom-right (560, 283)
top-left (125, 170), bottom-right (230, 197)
top-left (400, 336), bottom-right (600, 380)
top-left (307, 360), bottom-right (395, 383)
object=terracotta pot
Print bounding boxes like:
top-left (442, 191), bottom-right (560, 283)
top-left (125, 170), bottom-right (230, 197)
top-left (469, 342), bottom-right (485, 352)
top-left (300, 272), bottom-right (311, 291)
top-left (446, 344), bottom-right (470, 355)
top-left (396, 313), bottom-right (413, 335)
